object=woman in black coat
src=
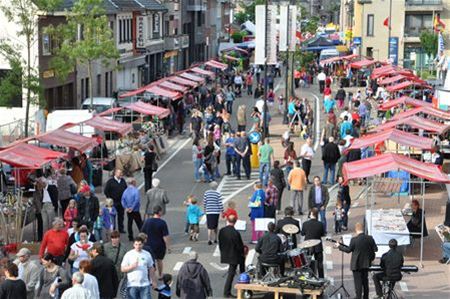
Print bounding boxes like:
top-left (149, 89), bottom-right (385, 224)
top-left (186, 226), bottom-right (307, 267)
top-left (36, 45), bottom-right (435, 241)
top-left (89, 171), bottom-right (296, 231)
top-left (407, 199), bottom-right (428, 238)
top-left (270, 160), bottom-right (286, 212)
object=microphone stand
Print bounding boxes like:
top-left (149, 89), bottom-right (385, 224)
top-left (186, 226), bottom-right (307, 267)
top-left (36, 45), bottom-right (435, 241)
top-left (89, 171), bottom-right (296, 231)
top-left (329, 239), bottom-right (350, 298)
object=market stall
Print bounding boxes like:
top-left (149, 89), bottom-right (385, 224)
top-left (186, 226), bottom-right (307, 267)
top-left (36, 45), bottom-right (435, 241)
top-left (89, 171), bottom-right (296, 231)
top-left (378, 96), bottom-right (432, 111)
top-left (371, 116), bottom-right (450, 136)
top-left (390, 106), bottom-right (450, 121)
top-left (205, 59), bottom-right (228, 71)
top-left (34, 129), bottom-right (99, 153)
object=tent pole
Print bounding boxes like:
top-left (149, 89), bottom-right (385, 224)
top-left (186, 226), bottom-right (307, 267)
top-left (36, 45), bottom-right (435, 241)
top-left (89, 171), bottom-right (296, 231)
top-left (420, 178), bottom-right (425, 268)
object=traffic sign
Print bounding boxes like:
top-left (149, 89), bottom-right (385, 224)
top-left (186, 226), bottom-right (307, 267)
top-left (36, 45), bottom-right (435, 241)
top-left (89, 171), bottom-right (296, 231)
top-left (353, 37), bottom-right (361, 45)
top-left (248, 131), bottom-right (262, 144)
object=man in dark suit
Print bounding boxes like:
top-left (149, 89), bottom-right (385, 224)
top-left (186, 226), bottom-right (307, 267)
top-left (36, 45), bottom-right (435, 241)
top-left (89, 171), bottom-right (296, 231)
top-left (218, 215), bottom-right (245, 298)
top-left (89, 242), bottom-right (119, 299)
top-left (301, 208), bottom-right (325, 278)
top-left (336, 222), bottom-right (378, 299)
top-left (276, 206), bottom-right (300, 248)
top-left (373, 239), bottom-right (404, 299)
top-left (308, 176), bottom-right (330, 232)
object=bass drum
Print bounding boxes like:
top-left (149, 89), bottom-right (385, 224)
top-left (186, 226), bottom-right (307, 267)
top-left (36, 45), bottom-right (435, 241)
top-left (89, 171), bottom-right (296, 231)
top-left (287, 248), bottom-right (309, 268)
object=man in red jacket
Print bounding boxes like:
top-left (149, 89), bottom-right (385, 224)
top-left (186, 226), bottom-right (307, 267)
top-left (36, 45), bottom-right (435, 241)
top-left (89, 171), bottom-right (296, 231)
top-left (39, 218), bottom-right (69, 265)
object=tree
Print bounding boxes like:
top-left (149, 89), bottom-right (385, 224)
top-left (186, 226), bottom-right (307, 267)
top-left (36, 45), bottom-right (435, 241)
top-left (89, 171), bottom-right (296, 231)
top-left (46, 0), bottom-right (119, 110)
top-left (420, 30), bottom-right (438, 59)
top-left (235, 0), bottom-right (265, 24)
top-left (0, 0), bottom-right (58, 137)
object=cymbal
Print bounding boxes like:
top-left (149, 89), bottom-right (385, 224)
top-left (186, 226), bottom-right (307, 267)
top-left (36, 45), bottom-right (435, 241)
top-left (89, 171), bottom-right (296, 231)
top-left (298, 239), bottom-right (321, 249)
top-left (282, 224), bottom-right (299, 234)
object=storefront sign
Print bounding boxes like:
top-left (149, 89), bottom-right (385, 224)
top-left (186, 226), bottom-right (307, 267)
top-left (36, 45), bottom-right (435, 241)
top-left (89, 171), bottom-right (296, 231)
top-left (353, 37), bottom-right (361, 45)
top-left (42, 69), bottom-right (54, 79)
top-left (153, 13), bottom-right (160, 34)
top-left (164, 50), bottom-right (178, 59)
top-left (389, 37), bottom-right (399, 66)
top-left (137, 16), bottom-right (145, 48)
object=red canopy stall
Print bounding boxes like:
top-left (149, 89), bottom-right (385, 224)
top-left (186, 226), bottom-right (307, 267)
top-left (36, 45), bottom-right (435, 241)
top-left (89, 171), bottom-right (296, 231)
top-left (167, 76), bottom-right (199, 87)
top-left (378, 96), bottom-right (432, 111)
top-left (83, 116), bottom-right (133, 136)
top-left (190, 67), bottom-right (215, 78)
top-left (391, 106), bottom-right (450, 121)
top-left (158, 81), bottom-right (189, 93)
top-left (35, 129), bottom-right (99, 152)
top-left (386, 81), bottom-right (431, 93)
top-left (350, 59), bottom-right (377, 69)
top-left (0, 143), bottom-right (66, 169)
top-left (205, 59), bottom-right (228, 71)
top-left (126, 101), bottom-right (171, 118)
top-left (371, 116), bottom-right (450, 135)
top-left (179, 72), bottom-right (205, 83)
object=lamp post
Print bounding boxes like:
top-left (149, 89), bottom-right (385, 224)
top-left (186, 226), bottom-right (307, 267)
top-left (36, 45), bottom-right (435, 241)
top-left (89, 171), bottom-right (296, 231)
top-left (262, 0), bottom-right (269, 139)
top-left (282, 2), bottom-right (290, 124)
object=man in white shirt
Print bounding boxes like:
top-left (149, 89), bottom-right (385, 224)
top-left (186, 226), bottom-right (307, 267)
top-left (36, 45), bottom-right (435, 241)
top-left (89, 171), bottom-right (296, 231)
top-left (121, 236), bottom-right (157, 299)
top-left (16, 248), bottom-right (41, 299)
top-left (339, 106), bottom-right (352, 122)
top-left (317, 71), bottom-right (326, 94)
top-left (61, 272), bottom-right (91, 299)
top-left (300, 137), bottom-right (315, 184)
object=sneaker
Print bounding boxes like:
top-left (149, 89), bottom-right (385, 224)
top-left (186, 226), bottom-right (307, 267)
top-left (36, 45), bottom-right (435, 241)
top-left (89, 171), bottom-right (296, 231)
top-left (208, 241), bottom-right (212, 245)
top-left (439, 258), bottom-right (448, 264)
top-left (214, 240), bottom-right (217, 244)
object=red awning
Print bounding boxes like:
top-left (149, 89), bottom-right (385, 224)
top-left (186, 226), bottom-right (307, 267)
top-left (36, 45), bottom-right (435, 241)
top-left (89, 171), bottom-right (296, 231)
top-left (167, 76), bottom-right (199, 87)
top-left (83, 116), bottom-right (133, 136)
top-left (379, 75), bottom-right (407, 86)
top-left (343, 153), bottom-right (450, 184)
top-left (190, 67), bottom-right (215, 78)
top-left (145, 86), bottom-right (182, 100)
top-left (179, 72), bottom-right (205, 83)
top-left (378, 96), bottom-right (432, 111)
top-left (0, 143), bottom-right (66, 168)
top-left (97, 107), bottom-right (123, 116)
top-left (371, 116), bottom-right (450, 135)
top-left (35, 129), bottom-right (99, 152)
top-left (320, 53), bottom-right (359, 65)
top-left (119, 83), bottom-right (155, 98)
top-left (350, 59), bottom-right (377, 69)
top-left (347, 128), bottom-right (435, 151)
top-left (224, 55), bottom-right (240, 62)
top-left (158, 81), bottom-right (189, 93)
top-left (386, 81), bottom-right (431, 93)
top-left (391, 106), bottom-right (450, 121)
top-left (126, 101), bottom-right (171, 118)
top-left (205, 59), bottom-right (228, 71)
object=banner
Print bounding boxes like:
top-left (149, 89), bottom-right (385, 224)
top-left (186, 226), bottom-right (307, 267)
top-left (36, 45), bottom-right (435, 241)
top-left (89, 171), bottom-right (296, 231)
top-left (388, 37), bottom-right (399, 66)
top-left (267, 5), bottom-right (277, 65)
top-left (255, 5), bottom-right (277, 65)
top-left (255, 5), bottom-right (266, 65)
top-left (288, 5), bottom-right (297, 51)
top-left (279, 5), bottom-right (288, 52)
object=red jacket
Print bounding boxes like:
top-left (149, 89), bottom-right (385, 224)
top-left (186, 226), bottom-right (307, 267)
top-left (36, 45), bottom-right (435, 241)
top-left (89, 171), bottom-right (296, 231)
top-left (39, 229), bottom-right (69, 257)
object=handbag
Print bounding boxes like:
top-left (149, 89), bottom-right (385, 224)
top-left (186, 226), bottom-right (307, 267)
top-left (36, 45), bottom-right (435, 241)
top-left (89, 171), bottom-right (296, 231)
top-left (151, 160), bottom-right (158, 172)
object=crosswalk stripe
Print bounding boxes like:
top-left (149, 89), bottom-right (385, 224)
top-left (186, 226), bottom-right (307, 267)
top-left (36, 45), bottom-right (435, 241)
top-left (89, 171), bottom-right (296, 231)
top-left (325, 246), bottom-right (332, 255)
top-left (182, 247), bottom-right (191, 254)
top-left (326, 261), bottom-right (333, 270)
top-left (399, 282), bottom-right (409, 292)
top-left (245, 249), bottom-right (256, 267)
top-left (209, 262), bottom-right (229, 271)
top-left (213, 245), bottom-right (220, 257)
top-left (352, 201), bottom-right (359, 208)
top-left (173, 262), bottom-right (183, 271)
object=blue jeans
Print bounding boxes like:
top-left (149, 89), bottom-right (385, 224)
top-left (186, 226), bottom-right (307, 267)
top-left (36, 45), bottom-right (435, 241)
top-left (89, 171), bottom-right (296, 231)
top-left (193, 159), bottom-right (202, 181)
top-left (442, 242), bottom-right (450, 259)
top-left (94, 228), bottom-right (102, 242)
top-left (318, 208), bottom-right (327, 232)
top-left (259, 162), bottom-right (270, 186)
top-left (128, 285), bottom-right (151, 299)
top-left (323, 163), bottom-right (336, 185)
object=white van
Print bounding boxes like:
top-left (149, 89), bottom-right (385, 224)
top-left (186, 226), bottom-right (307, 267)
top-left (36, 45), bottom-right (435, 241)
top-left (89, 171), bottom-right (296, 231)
top-left (319, 48), bottom-right (339, 61)
top-left (46, 109), bottom-right (95, 135)
top-left (81, 97), bottom-right (117, 113)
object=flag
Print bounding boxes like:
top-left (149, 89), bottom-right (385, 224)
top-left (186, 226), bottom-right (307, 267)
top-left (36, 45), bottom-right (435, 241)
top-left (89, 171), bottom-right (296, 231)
top-left (383, 17), bottom-right (389, 28)
top-left (438, 31), bottom-right (444, 55)
top-left (434, 13), bottom-right (446, 32)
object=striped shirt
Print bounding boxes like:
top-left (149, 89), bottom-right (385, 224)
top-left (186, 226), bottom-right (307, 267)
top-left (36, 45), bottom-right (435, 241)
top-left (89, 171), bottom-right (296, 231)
top-left (203, 190), bottom-right (224, 214)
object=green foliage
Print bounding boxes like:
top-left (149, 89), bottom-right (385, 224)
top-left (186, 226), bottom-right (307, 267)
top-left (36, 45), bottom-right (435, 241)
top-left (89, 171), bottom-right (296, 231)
top-left (231, 32), bottom-right (244, 43)
top-left (236, 0), bottom-right (265, 24)
top-left (233, 11), bottom-right (249, 25)
top-left (0, 43), bottom-right (23, 107)
top-left (293, 50), bottom-right (315, 69)
top-left (420, 30), bottom-right (438, 59)
top-left (302, 16), bottom-right (320, 34)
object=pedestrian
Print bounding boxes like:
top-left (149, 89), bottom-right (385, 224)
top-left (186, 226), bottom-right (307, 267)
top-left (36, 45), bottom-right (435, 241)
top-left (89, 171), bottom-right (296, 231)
top-left (192, 138), bottom-right (204, 183)
top-left (233, 132), bottom-right (249, 180)
top-left (16, 248), bottom-right (40, 299)
top-left (61, 272), bottom-right (91, 299)
top-left (264, 179), bottom-right (278, 219)
top-left (224, 86), bottom-right (236, 114)
top-left (218, 215), bottom-right (245, 298)
top-left (141, 205), bottom-right (171, 278)
top-left (302, 208), bottom-right (325, 278)
top-left (335, 223), bottom-right (378, 299)
top-left (32, 179), bottom-right (45, 241)
top-left (39, 218), bottom-right (69, 266)
top-left (275, 206), bottom-right (301, 248)
top-left (222, 200), bottom-right (238, 220)
top-left (80, 154), bottom-right (93, 186)
top-left (224, 132), bottom-right (237, 176)
top-left (333, 199), bottom-right (345, 234)
top-left (245, 72), bottom-right (253, 95)
top-left (78, 260), bottom-right (100, 299)
top-left (283, 142), bottom-right (297, 179)
top-left (104, 169), bottom-right (127, 234)
top-left (77, 185), bottom-right (100, 229)
top-left (189, 110), bottom-right (203, 140)
top-left (258, 138), bottom-right (274, 187)
top-left (186, 197), bottom-right (204, 241)
top-left (145, 178), bottom-right (170, 218)
top-left (203, 181), bottom-right (224, 245)
top-left (336, 85), bottom-right (346, 110)
top-left (321, 117), bottom-right (337, 146)
top-left (68, 227), bottom-right (93, 273)
top-left (322, 136), bottom-right (341, 185)
top-left (287, 161), bottom-right (307, 215)
top-left (121, 178), bottom-right (143, 241)
top-left (57, 168), bottom-right (77, 218)
top-left (90, 242), bottom-right (119, 299)
top-left (93, 209), bottom-right (104, 242)
top-left (63, 199), bottom-right (78, 230)
top-left (155, 274), bottom-right (172, 299)
top-left (101, 198), bottom-right (117, 241)
top-left (317, 70), bottom-right (326, 93)
top-left (340, 116), bottom-right (353, 138)
top-left (175, 251), bottom-right (212, 299)
top-left (36, 253), bottom-right (71, 299)
top-left (203, 138), bottom-right (216, 182)
top-left (308, 176), bottom-right (330, 232)
top-left (0, 262), bottom-right (26, 299)
top-left (39, 178), bottom-right (55, 233)
top-left (269, 161), bottom-right (286, 212)
top-left (300, 137), bottom-right (314, 183)
top-left (236, 105), bottom-right (247, 132)
top-left (143, 145), bottom-right (157, 192)
top-left (337, 176), bottom-right (351, 230)
top-left (249, 183), bottom-right (265, 244)
top-left (103, 230), bottom-right (127, 282)
top-left (121, 236), bottom-right (158, 299)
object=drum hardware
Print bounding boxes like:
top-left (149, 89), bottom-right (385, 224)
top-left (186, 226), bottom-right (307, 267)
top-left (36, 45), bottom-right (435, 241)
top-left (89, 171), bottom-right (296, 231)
top-left (326, 238), bottom-right (351, 298)
top-left (298, 239), bottom-right (321, 249)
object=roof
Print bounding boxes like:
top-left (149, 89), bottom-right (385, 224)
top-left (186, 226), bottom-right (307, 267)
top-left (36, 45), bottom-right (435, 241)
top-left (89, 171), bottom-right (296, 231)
top-left (371, 116), bottom-right (450, 135)
top-left (0, 143), bottom-right (66, 169)
top-left (205, 60), bottom-right (228, 71)
top-left (126, 101), bottom-right (170, 118)
top-left (167, 76), bottom-right (199, 87)
top-left (342, 153), bottom-right (450, 184)
top-left (391, 106), bottom-right (450, 121)
top-left (178, 72), bottom-right (205, 83)
top-left (190, 67), bottom-right (215, 78)
top-left (146, 85), bottom-right (182, 100)
top-left (35, 129), bottom-right (99, 152)
top-left (158, 81), bottom-right (189, 93)
top-left (378, 96), bottom-right (432, 111)
top-left (386, 81), bottom-right (431, 93)
top-left (83, 116), bottom-right (132, 136)
top-left (346, 128), bottom-right (435, 151)
top-left (350, 59), bottom-right (377, 69)
top-left (55, 0), bottom-right (165, 14)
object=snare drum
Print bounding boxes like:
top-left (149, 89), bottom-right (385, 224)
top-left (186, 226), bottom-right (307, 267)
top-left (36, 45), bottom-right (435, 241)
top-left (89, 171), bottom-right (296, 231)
top-left (287, 248), bottom-right (309, 268)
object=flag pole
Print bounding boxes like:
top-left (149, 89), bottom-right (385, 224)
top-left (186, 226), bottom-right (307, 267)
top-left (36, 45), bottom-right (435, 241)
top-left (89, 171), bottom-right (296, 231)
top-left (388, 0), bottom-right (392, 61)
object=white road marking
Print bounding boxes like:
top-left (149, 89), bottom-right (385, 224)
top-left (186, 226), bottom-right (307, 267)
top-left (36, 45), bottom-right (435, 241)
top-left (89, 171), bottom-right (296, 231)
top-left (347, 211), bottom-right (351, 216)
top-left (138, 137), bottom-right (192, 190)
top-left (182, 247), bottom-right (192, 254)
top-left (304, 91), bottom-right (321, 151)
top-left (328, 277), bottom-right (335, 286)
top-left (352, 201), bottom-right (359, 208)
top-left (223, 181), bottom-right (259, 204)
top-left (326, 261), bottom-right (333, 270)
top-left (173, 261), bottom-right (184, 271)
top-left (213, 245), bottom-right (220, 257)
top-left (210, 262), bottom-right (229, 271)
top-left (325, 246), bottom-right (332, 255)
top-left (245, 249), bottom-right (256, 267)
top-left (399, 282), bottom-right (409, 292)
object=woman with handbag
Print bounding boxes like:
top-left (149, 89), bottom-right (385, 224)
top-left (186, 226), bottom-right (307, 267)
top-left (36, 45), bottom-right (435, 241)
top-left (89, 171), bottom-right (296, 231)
top-left (143, 144), bottom-right (157, 192)
top-left (248, 183), bottom-right (265, 244)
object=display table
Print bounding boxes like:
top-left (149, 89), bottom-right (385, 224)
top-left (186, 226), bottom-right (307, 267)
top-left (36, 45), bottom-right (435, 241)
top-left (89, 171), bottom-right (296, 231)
top-left (115, 152), bottom-right (143, 175)
top-left (235, 283), bottom-right (323, 299)
top-left (366, 209), bottom-right (410, 246)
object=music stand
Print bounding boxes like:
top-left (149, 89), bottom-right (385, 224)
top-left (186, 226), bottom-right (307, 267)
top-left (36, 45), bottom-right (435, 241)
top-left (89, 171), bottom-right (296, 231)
top-left (329, 238), bottom-right (350, 298)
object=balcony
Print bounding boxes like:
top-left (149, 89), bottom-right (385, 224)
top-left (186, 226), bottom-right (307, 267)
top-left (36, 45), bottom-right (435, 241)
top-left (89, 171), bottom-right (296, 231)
top-left (406, 0), bottom-right (443, 11)
top-left (187, 0), bottom-right (206, 11)
top-left (164, 34), bottom-right (189, 50)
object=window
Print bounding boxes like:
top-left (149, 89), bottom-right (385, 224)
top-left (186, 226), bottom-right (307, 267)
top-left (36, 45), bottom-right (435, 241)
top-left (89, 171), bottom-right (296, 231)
top-left (81, 78), bottom-right (84, 100)
top-left (197, 12), bottom-right (203, 27)
top-left (132, 73), bottom-right (135, 84)
top-left (109, 71), bottom-right (113, 96)
top-left (85, 78), bottom-right (89, 99)
top-left (153, 13), bottom-right (160, 38)
top-left (147, 17), bottom-right (152, 40)
top-left (367, 14), bottom-right (374, 36)
top-left (405, 14), bottom-right (432, 36)
top-left (109, 21), bottom-right (114, 31)
top-left (128, 19), bottom-right (132, 42)
top-left (42, 34), bottom-right (51, 56)
top-left (105, 72), bottom-right (109, 97)
top-left (97, 74), bottom-right (101, 95)
top-left (119, 20), bottom-right (123, 43)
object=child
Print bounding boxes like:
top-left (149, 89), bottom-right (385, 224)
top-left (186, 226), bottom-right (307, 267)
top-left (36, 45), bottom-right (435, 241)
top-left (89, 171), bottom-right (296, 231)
top-left (156, 273), bottom-right (172, 299)
top-left (64, 199), bottom-right (78, 229)
top-left (186, 198), bottom-right (204, 241)
top-left (101, 198), bottom-right (117, 241)
top-left (333, 199), bottom-right (345, 234)
top-left (222, 200), bottom-right (238, 220)
top-left (93, 209), bottom-right (104, 242)
top-left (183, 196), bottom-right (193, 235)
